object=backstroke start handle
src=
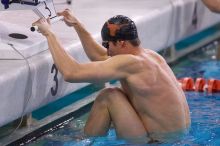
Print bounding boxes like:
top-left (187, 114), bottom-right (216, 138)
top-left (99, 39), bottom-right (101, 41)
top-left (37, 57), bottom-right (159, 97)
top-left (31, 16), bottom-right (64, 32)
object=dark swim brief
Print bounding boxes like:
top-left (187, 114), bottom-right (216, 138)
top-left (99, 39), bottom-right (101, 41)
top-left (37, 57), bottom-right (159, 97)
top-left (147, 138), bottom-right (161, 144)
top-left (148, 128), bottom-right (189, 143)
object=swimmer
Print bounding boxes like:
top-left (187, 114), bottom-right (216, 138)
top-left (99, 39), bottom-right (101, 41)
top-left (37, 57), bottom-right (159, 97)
top-left (33, 9), bottom-right (191, 143)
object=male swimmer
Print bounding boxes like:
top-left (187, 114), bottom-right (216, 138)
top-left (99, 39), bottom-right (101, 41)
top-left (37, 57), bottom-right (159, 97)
top-left (33, 9), bottom-right (191, 143)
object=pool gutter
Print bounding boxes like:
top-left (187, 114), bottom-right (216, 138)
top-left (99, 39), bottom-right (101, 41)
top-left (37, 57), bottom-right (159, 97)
top-left (0, 91), bottom-right (99, 146)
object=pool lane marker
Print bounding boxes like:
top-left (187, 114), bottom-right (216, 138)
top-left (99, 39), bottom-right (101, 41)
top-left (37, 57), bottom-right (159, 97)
top-left (178, 77), bottom-right (220, 93)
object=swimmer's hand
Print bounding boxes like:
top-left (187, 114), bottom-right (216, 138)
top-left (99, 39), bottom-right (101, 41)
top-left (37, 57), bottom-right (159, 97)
top-left (32, 18), bottom-right (53, 36)
top-left (57, 9), bottom-right (78, 27)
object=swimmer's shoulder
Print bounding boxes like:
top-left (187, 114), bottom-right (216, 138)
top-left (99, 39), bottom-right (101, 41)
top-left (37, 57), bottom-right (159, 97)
top-left (109, 54), bottom-right (142, 63)
top-left (107, 54), bottom-right (146, 72)
top-left (143, 49), bottom-right (166, 64)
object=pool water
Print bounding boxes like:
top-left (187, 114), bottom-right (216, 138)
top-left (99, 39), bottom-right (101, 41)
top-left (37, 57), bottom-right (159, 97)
top-left (28, 48), bottom-right (220, 146)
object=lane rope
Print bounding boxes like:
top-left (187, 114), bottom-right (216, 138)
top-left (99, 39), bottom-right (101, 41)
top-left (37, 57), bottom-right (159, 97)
top-left (178, 77), bottom-right (220, 93)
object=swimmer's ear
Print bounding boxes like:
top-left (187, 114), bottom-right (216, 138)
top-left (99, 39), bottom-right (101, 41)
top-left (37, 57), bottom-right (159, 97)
top-left (118, 40), bottom-right (125, 47)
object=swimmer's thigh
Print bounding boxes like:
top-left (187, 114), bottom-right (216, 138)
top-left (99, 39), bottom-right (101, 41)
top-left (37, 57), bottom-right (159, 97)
top-left (97, 87), bottom-right (147, 138)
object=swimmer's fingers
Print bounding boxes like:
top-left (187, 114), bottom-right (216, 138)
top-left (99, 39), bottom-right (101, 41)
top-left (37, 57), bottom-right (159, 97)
top-left (57, 9), bottom-right (78, 27)
top-left (32, 18), bottom-right (52, 36)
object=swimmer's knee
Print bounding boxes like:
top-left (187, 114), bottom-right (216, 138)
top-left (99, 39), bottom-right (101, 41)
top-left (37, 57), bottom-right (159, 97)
top-left (95, 87), bottom-right (127, 104)
top-left (100, 87), bottom-right (123, 95)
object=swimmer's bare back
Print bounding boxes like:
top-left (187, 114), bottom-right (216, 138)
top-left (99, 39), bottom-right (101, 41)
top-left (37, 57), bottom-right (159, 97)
top-left (118, 49), bottom-right (191, 141)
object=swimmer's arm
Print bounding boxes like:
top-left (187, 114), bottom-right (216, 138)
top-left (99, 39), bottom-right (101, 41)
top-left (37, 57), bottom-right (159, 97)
top-left (72, 19), bottom-right (110, 61)
top-left (45, 32), bottom-right (138, 83)
top-left (202, 0), bottom-right (220, 13)
top-left (63, 55), bottom-right (141, 83)
top-left (46, 31), bottom-right (81, 78)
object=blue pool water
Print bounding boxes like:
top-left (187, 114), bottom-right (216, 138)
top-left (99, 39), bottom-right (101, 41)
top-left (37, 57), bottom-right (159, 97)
top-left (28, 49), bottom-right (220, 146)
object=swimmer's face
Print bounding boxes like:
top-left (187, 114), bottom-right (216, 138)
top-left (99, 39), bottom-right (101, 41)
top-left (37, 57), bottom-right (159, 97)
top-left (102, 40), bottom-right (124, 56)
top-left (102, 41), bottom-right (110, 56)
top-left (102, 41), bottom-right (109, 49)
top-left (102, 41), bottom-right (116, 56)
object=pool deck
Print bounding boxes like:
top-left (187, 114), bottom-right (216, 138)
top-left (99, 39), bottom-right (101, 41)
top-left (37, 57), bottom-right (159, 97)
top-left (0, 0), bottom-right (220, 140)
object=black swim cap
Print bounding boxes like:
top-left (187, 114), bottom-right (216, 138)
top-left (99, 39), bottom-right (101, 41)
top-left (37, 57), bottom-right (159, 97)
top-left (101, 15), bottom-right (138, 41)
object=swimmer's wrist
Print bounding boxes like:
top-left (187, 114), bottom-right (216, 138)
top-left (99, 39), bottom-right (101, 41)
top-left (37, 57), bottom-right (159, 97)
top-left (72, 20), bottom-right (82, 28)
top-left (45, 30), bottom-right (55, 38)
top-left (72, 21), bottom-right (89, 35)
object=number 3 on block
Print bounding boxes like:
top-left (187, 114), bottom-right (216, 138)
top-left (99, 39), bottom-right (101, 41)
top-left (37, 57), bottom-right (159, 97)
top-left (51, 64), bottom-right (58, 96)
